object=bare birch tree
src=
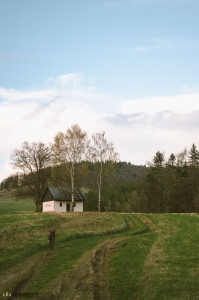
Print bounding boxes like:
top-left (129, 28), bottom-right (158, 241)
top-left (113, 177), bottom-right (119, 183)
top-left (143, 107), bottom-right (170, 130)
top-left (52, 124), bottom-right (90, 211)
top-left (176, 148), bottom-right (188, 167)
top-left (10, 141), bottom-right (51, 211)
top-left (91, 132), bottom-right (119, 212)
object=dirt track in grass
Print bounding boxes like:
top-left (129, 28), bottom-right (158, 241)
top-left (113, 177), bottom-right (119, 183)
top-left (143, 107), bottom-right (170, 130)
top-left (0, 214), bottom-right (156, 300)
top-left (139, 215), bottom-right (160, 232)
top-left (0, 237), bottom-right (127, 300)
top-left (40, 237), bottom-right (128, 300)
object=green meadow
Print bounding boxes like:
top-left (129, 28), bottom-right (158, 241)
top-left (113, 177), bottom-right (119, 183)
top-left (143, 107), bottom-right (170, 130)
top-left (1, 190), bottom-right (199, 299)
top-left (0, 189), bottom-right (35, 212)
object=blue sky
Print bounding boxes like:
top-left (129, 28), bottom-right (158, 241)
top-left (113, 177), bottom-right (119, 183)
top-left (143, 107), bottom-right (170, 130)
top-left (1, 0), bottom-right (199, 181)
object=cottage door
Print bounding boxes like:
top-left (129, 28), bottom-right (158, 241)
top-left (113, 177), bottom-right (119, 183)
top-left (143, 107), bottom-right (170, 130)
top-left (66, 203), bottom-right (70, 212)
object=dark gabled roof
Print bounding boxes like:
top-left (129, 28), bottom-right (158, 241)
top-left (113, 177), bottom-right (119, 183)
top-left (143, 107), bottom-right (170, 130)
top-left (42, 186), bottom-right (86, 202)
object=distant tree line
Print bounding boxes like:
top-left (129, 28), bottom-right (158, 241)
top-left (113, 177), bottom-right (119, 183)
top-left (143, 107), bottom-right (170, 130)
top-left (84, 144), bottom-right (199, 213)
top-left (134, 144), bottom-right (199, 213)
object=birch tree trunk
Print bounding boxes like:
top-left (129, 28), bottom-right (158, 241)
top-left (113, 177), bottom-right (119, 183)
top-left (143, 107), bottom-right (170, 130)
top-left (92, 132), bottom-right (119, 212)
top-left (98, 184), bottom-right (101, 212)
top-left (71, 163), bottom-right (75, 212)
top-left (97, 163), bottom-right (102, 212)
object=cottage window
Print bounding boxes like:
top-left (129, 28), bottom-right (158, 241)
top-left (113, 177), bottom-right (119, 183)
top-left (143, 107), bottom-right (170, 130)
top-left (60, 203), bottom-right (62, 207)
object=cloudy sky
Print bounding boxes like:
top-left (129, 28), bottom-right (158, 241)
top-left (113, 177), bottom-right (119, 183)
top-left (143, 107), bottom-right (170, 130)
top-left (1, 0), bottom-right (199, 181)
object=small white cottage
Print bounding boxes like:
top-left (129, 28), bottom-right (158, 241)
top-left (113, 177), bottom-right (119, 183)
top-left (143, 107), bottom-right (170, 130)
top-left (42, 186), bottom-right (86, 213)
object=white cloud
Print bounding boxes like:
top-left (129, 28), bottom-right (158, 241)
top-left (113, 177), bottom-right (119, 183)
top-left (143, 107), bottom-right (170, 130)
top-left (47, 73), bottom-right (83, 87)
top-left (45, 73), bottom-right (95, 91)
top-left (0, 87), bottom-right (56, 102)
top-left (103, 110), bottom-right (199, 166)
top-left (104, 110), bottom-right (199, 132)
top-left (122, 94), bottom-right (199, 114)
top-left (1, 73), bottom-right (199, 182)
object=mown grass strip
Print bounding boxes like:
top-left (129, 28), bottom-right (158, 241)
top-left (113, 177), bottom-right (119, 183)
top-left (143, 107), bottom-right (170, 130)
top-left (108, 214), bottom-right (158, 300)
top-left (109, 233), bottom-right (157, 300)
top-left (109, 214), bottom-right (199, 300)
top-left (139, 214), bottom-right (199, 300)
top-left (121, 214), bottom-right (149, 236)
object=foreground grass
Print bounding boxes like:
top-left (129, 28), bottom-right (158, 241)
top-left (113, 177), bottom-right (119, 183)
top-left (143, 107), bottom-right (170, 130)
top-left (1, 190), bottom-right (199, 299)
top-left (0, 212), bottom-right (126, 274)
top-left (108, 213), bottom-right (199, 300)
top-left (142, 214), bottom-right (199, 300)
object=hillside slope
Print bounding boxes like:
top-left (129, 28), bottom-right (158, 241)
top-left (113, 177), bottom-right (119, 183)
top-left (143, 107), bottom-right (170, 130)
top-left (1, 211), bottom-right (199, 299)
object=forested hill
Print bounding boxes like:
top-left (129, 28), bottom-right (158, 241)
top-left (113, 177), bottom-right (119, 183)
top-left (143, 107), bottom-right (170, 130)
top-left (63, 161), bottom-right (148, 189)
top-left (1, 161), bottom-right (147, 190)
top-left (114, 161), bottom-right (147, 183)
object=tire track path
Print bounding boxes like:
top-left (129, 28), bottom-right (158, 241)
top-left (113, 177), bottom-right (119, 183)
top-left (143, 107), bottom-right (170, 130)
top-left (41, 237), bottom-right (128, 300)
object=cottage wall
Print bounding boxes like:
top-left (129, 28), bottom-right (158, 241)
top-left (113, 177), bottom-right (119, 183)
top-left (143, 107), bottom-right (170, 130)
top-left (43, 199), bottom-right (84, 212)
top-left (54, 201), bottom-right (66, 212)
top-left (74, 202), bottom-right (83, 212)
top-left (43, 200), bottom-right (66, 212)
top-left (43, 201), bottom-right (54, 212)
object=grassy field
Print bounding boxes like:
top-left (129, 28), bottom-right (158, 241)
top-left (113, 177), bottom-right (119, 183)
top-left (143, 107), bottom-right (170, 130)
top-left (108, 214), bottom-right (199, 300)
top-left (1, 190), bottom-right (199, 299)
top-left (0, 189), bottom-right (35, 212)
